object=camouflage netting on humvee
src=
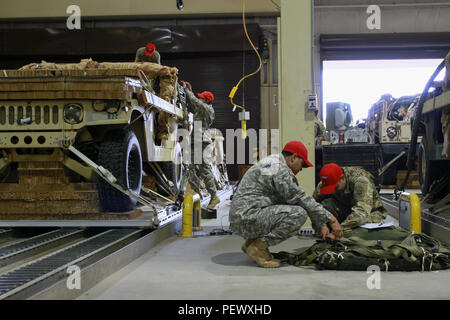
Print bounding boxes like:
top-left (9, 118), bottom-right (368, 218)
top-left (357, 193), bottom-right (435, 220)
top-left (0, 58), bottom-right (178, 102)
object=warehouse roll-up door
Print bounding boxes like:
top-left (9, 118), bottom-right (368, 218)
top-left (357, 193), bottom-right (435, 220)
top-left (320, 32), bottom-right (450, 60)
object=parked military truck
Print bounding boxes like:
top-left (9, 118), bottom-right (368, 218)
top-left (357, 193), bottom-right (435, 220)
top-left (367, 93), bottom-right (419, 186)
top-left (0, 59), bottom-right (188, 217)
top-left (412, 52), bottom-right (450, 199)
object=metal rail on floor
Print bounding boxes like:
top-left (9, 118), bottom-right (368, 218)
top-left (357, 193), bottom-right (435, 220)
top-left (32, 217), bottom-right (182, 300)
top-left (0, 228), bottom-right (143, 300)
top-left (0, 228), bottom-right (84, 268)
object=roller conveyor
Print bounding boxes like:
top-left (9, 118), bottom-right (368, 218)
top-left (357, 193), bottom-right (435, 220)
top-left (0, 228), bottom-right (142, 299)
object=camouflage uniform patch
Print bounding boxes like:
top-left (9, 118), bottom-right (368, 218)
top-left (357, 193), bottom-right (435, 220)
top-left (229, 154), bottom-right (333, 246)
top-left (313, 167), bottom-right (387, 229)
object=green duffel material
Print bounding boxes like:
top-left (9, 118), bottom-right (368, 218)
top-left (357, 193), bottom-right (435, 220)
top-left (272, 227), bottom-right (450, 271)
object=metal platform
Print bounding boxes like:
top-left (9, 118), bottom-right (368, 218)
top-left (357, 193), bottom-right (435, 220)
top-left (0, 186), bottom-right (234, 229)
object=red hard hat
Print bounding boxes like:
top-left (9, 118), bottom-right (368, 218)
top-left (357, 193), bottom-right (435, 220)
top-left (145, 43), bottom-right (156, 57)
top-left (319, 163), bottom-right (343, 195)
top-left (197, 91), bottom-right (214, 103)
top-left (282, 141), bottom-right (313, 168)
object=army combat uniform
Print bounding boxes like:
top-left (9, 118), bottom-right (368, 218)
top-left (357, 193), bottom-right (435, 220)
top-left (135, 47), bottom-right (161, 64)
top-left (135, 46), bottom-right (173, 139)
top-left (180, 89), bottom-right (217, 197)
top-left (313, 166), bottom-right (387, 229)
top-left (229, 154), bottom-right (333, 246)
top-left (314, 117), bottom-right (329, 142)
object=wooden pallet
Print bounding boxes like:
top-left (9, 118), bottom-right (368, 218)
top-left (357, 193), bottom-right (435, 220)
top-left (0, 162), bottom-right (143, 220)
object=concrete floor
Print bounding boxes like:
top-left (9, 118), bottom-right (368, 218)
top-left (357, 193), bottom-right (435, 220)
top-left (78, 202), bottom-right (450, 300)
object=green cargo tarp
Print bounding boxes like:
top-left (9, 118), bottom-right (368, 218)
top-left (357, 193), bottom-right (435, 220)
top-left (273, 227), bottom-right (450, 271)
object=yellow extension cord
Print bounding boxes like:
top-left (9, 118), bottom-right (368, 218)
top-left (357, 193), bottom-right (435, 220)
top-left (229, 0), bottom-right (263, 139)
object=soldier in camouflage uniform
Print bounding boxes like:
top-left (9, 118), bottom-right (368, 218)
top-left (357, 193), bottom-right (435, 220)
top-left (135, 43), bottom-right (173, 140)
top-left (314, 109), bottom-right (329, 145)
top-left (179, 82), bottom-right (220, 209)
top-left (135, 43), bottom-right (161, 64)
top-left (313, 163), bottom-right (387, 230)
top-left (229, 141), bottom-right (343, 268)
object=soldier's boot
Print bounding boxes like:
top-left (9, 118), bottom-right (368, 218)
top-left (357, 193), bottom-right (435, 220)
top-left (245, 239), bottom-right (281, 268)
top-left (241, 239), bottom-right (256, 254)
top-left (207, 193), bottom-right (220, 209)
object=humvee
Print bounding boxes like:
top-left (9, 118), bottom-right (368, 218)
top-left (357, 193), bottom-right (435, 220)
top-left (367, 94), bottom-right (419, 186)
top-left (0, 60), bottom-right (188, 214)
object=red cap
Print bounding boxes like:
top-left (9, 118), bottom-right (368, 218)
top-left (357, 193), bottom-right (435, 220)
top-left (197, 91), bottom-right (214, 103)
top-left (282, 141), bottom-right (313, 168)
top-left (145, 43), bottom-right (156, 57)
top-left (319, 163), bottom-right (343, 194)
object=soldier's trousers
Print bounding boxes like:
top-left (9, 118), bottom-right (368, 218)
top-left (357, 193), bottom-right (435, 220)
top-left (233, 205), bottom-right (308, 247)
top-left (181, 142), bottom-right (217, 196)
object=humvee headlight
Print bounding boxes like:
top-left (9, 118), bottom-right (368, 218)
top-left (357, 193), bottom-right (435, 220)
top-left (106, 100), bottom-right (121, 114)
top-left (64, 104), bottom-right (83, 124)
top-left (93, 100), bottom-right (106, 112)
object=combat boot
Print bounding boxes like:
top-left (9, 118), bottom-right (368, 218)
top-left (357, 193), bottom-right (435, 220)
top-left (207, 193), bottom-right (220, 209)
top-left (241, 238), bottom-right (256, 254)
top-left (245, 238), bottom-right (281, 268)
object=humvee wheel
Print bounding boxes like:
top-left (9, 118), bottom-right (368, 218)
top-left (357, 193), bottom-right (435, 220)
top-left (418, 139), bottom-right (436, 195)
top-left (158, 142), bottom-right (183, 196)
top-left (97, 129), bottom-right (142, 212)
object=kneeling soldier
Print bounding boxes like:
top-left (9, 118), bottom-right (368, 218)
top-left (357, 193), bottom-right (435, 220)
top-left (313, 163), bottom-right (387, 229)
top-left (229, 141), bottom-right (343, 268)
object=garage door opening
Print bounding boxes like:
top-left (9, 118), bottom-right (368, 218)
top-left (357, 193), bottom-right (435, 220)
top-left (322, 59), bottom-right (446, 124)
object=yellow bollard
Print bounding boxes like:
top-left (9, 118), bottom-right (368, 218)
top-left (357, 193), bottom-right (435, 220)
top-left (409, 193), bottom-right (422, 234)
top-left (182, 194), bottom-right (194, 237)
top-left (398, 192), bottom-right (421, 234)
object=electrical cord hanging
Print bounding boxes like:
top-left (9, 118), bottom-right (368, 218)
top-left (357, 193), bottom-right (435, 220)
top-left (229, 0), bottom-right (263, 138)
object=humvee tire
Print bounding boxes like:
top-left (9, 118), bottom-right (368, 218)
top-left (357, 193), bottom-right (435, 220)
top-left (97, 129), bottom-right (143, 212)
top-left (158, 142), bottom-right (183, 196)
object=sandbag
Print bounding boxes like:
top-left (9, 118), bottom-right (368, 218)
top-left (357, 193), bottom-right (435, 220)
top-left (19, 59), bottom-right (178, 81)
top-left (273, 227), bottom-right (450, 272)
top-left (16, 59), bottom-right (179, 102)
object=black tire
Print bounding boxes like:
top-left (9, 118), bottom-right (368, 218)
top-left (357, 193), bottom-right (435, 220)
top-left (158, 142), bottom-right (183, 196)
top-left (418, 139), bottom-right (434, 195)
top-left (97, 129), bottom-right (142, 213)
